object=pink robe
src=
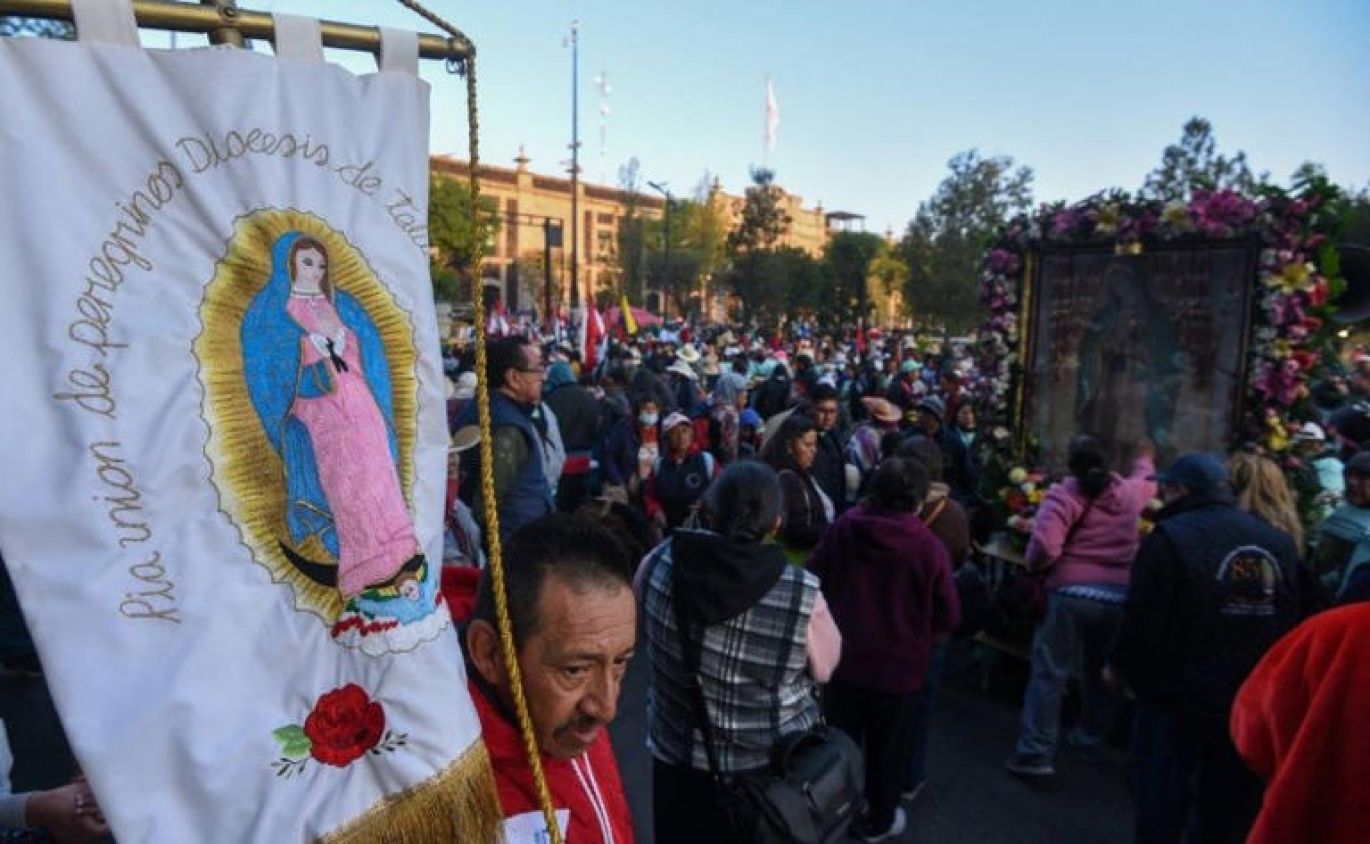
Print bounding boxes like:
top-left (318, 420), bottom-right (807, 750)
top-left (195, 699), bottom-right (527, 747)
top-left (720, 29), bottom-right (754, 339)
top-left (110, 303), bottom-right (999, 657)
top-left (287, 294), bottom-right (419, 599)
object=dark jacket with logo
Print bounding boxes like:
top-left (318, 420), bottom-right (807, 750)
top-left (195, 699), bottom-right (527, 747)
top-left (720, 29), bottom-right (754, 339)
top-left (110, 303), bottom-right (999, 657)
top-left (1111, 490), bottom-right (1303, 719)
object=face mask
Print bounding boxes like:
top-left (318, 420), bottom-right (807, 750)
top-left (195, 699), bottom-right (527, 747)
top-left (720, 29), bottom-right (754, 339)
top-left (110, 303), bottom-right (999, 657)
top-left (639, 412), bottom-right (659, 426)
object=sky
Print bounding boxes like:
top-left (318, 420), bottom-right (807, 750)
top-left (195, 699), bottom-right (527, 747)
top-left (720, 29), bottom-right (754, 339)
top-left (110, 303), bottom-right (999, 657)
top-left (158, 0), bottom-right (1369, 234)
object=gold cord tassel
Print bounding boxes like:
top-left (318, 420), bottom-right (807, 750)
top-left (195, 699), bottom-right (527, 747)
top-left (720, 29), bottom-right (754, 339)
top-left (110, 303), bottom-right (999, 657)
top-left (319, 741), bottom-right (502, 844)
top-left (394, 1), bottom-right (563, 841)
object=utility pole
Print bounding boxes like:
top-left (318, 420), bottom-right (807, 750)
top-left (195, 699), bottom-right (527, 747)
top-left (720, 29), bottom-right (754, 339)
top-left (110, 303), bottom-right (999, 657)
top-left (543, 219), bottom-right (555, 332)
top-left (568, 20), bottom-right (581, 312)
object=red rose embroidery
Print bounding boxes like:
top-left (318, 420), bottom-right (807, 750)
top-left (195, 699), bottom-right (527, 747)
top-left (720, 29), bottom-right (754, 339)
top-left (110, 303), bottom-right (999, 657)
top-left (302, 683), bottom-right (386, 767)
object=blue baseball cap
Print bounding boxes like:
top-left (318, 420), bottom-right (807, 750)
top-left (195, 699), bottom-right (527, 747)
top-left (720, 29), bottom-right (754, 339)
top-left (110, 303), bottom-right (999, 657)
top-left (1151, 453), bottom-right (1226, 492)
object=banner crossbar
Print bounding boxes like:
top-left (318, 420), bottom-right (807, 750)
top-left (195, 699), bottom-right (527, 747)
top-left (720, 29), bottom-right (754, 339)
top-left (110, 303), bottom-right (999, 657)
top-left (0, 0), bottom-right (472, 62)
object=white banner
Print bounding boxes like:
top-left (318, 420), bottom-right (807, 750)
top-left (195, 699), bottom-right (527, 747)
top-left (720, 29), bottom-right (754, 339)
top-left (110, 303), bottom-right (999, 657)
top-left (0, 17), bottom-right (493, 844)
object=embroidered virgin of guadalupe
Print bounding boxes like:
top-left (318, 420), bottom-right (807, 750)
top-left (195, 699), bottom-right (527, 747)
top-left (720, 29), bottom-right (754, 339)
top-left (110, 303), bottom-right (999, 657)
top-left (199, 211), bottom-right (448, 655)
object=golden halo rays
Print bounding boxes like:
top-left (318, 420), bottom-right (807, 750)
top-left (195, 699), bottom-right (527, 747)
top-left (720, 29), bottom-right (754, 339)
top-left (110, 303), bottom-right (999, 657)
top-left (195, 209), bottom-right (418, 621)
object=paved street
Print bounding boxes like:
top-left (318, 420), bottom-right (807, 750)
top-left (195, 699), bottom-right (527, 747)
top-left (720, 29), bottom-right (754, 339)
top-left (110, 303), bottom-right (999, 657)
top-left (610, 640), bottom-right (1133, 843)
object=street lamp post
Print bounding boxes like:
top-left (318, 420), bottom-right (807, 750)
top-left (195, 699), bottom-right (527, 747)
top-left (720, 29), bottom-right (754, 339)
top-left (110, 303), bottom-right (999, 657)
top-left (568, 20), bottom-right (581, 313)
top-left (646, 180), bottom-right (672, 318)
top-left (543, 218), bottom-right (562, 332)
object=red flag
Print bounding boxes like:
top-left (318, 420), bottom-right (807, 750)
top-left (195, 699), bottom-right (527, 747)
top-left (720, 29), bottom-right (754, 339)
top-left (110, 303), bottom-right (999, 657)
top-left (581, 303), bottom-right (605, 371)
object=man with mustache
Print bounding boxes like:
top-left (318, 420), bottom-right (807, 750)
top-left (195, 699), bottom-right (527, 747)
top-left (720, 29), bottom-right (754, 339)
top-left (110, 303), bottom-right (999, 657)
top-left (464, 513), bottom-right (637, 843)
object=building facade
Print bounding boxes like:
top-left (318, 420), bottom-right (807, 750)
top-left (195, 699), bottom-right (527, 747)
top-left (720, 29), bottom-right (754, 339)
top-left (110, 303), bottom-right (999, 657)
top-left (431, 153), bottom-right (847, 317)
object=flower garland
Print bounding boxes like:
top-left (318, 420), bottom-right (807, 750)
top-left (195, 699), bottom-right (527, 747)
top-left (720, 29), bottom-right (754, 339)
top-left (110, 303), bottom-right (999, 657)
top-left (969, 182), bottom-right (1350, 534)
top-left (973, 184), bottom-right (1346, 453)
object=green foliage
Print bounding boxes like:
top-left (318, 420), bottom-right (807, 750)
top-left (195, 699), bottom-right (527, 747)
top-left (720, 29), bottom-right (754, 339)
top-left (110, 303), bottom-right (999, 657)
top-left (428, 175), bottom-right (500, 286)
top-left (271, 725), bottom-right (312, 761)
top-left (430, 266), bottom-right (462, 303)
top-left (820, 231), bottom-right (885, 327)
top-left (899, 150), bottom-right (1034, 332)
top-left (615, 158), bottom-right (649, 305)
top-left (728, 247), bottom-right (823, 326)
top-left (646, 198), bottom-right (731, 317)
top-left (726, 167), bottom-right (792, 255)
top-left (723, 168), bottom-right (799, 325)
top-left (867, 243), bottom-right (910, 325)
top-left (1141, 117), bottom-right (1257, 202)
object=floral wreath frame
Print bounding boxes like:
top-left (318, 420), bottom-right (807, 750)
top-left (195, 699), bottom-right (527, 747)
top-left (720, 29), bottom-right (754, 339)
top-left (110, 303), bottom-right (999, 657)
top-left (968, 182), bottom-right (1352, 528)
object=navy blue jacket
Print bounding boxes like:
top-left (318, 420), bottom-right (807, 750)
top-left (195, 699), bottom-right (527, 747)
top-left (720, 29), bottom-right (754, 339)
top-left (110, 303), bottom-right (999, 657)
top-left (1111, 490), bottom-right (1303, 719)
top-left (455, 392), bottom-right (554, 540)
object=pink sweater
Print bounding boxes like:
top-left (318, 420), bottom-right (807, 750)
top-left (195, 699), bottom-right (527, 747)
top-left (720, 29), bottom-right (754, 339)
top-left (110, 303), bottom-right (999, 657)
top-left (1025, 455), bottom-right (1156, 590)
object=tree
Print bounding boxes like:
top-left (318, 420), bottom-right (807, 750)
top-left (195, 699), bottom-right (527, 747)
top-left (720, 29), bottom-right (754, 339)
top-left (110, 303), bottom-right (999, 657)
top-left (867, 244), bottom-right (910, 327)
top-left (648, 197), bottom-right (730, 317)
top-left (615, 158), bottom-right (649, 305)
top-left (680, 188), bottom-right (730, 282)
top-left (1141, 117), bottom-right (1257, 201)
top-left (725, 247), bottom-right (823, 326)
top-left (821, 231), bottom-right (885, 329)
top-left (726, 167), bottom-right (792, 255)
top-left (427, 175), bottom-right (500, 300)
top-left (724, 168), bottom-right (796, 325)
top-left (898, 150), bottom-right (1034, 332)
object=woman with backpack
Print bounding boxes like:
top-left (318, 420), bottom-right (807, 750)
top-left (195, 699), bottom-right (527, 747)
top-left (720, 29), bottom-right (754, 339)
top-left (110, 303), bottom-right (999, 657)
top-left (645, 413), bottom-right (720, 533)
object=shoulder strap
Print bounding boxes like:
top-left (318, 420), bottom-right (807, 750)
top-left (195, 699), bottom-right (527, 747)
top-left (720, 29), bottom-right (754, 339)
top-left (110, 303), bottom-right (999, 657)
top-left (670, 568), bottom-right (727, 780)
top-left (923, 498), bottom-right (948, 529)
top-left (1059, 496), bottom-right (1097, 556)
top-left (781, 468), bottom-right (814, 526)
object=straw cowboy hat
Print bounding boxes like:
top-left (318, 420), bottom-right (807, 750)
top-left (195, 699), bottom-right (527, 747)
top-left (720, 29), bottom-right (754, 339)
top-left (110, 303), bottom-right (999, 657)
top-left (449, 425), bottom-right (481, 453)
top-left (666, 359), bottom-right (700, 381)
top-left (861, 397), bottom-right (902, 425)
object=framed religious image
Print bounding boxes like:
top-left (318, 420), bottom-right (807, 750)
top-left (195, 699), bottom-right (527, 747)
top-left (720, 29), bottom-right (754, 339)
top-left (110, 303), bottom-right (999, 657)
top-left (1021, 243), bottom-right (1260, 472)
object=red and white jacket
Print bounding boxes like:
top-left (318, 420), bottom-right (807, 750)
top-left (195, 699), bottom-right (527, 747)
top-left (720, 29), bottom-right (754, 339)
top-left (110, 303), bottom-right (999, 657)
top-left (471, 681), bottom-right (635, 844)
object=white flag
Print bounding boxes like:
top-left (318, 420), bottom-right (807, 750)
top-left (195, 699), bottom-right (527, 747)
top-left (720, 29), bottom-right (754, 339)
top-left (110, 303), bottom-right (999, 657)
top-left (0, 8), bottom-right (498, 844)
top-left (764, 78), bottom-right (780, 153)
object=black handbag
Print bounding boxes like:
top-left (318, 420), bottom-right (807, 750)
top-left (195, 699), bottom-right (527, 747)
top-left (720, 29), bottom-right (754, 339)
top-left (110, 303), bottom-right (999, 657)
top-left (671, 574), bottom-right (865, 843)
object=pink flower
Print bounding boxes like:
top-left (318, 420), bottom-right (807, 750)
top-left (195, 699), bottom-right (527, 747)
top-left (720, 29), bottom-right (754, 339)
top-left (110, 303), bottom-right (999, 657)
top-left (1050, 209), bottom-right (1081, 238)
top-left (988, 248), bottom-right (1021, 275)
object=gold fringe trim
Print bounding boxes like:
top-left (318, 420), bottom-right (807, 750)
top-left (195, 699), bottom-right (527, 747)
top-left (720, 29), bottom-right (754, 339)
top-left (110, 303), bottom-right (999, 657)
top-left (318, 740), bottom-right (502, 844)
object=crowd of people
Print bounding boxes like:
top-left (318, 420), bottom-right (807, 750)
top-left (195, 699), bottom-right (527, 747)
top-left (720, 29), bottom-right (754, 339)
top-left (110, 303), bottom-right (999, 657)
top-left (6, 321), bottom-right (1370, 842)
top-left (431, 324), bottom-right (1370, 844)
